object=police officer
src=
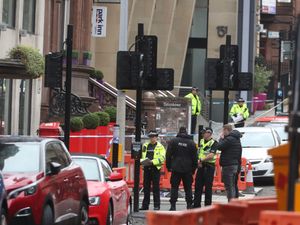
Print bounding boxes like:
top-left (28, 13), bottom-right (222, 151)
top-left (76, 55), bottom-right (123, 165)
top-left (166, 127), bottom-right (198, 211)
top-left (139, 130), bottom-right (166, 211)
top-left (185, 87), bottom-right (202, 134)
top-left (193, 127), bottom-right (218, 208)
top-left (229, 98), bottom-right (249, 128)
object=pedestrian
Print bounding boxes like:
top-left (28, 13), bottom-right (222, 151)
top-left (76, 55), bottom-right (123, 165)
top-left (217, 124), bottom-right (242, 202)
top-left (193, 127), bottom-right (218, 208)
top-left (139, 130), bottom-right (166, 211)
top-left (166, 127), bottom-right (198, 211)
top-left (185, 87), bottom-right (202, 134)
top-left (229, 98), bottom-right (249, 128)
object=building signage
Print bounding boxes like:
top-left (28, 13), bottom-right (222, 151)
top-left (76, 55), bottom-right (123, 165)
top-left (92, 6), bottom-right (107, 37)
top-left (277, 0), bottom-right (291, 2)
top-left (268, 31), bottom-right (280, 39)
top-left (261, 0), bottom-right (276, 14)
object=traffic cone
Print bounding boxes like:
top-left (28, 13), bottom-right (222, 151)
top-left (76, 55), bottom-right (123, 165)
top-left (242, 163), bottom-right (255, 194)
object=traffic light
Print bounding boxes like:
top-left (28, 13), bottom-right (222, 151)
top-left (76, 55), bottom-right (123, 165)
top-left (135, 35), bottom-right (157, 79)
top-left (237, 72), bottom-right (253, 90)
top-left (220, 45), bottom-right (239, 90)
top-left (44, 52), bottom-right (63, 88)
top-left (116, 51), bottom-right (142, 89)
top-left (205, 58), bottom-right (223, 90)
top-left (155, 68), bottom-right (174, 90)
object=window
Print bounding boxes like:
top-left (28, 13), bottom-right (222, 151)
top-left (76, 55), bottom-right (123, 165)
top-left (100, 160), bottom-right (112, 180)
top-left (23, 0), bottom-right (36, 34)
top-left (2, 0), bottom-right (16, 28)
top-left (45, 142), bottom-right (70, 173)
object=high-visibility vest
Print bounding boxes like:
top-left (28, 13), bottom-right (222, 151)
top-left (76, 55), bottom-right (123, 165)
top-left (185, 93), bottom-right (201, 116)
top-left (198, 139), bottom-right (216, 164)
top-left (229, 103), bottom-right (249, 120)
top-left (141, 142), bottom-right (166, 170)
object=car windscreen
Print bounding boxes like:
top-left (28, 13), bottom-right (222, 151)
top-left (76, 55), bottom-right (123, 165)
top-left (0, 142), bottom-right (40, 173)
top-left (240, 131), bottom-right (276, 148)
top-left (73, 158), bottom-right (101, 181)
top-left (265, 124), bottom-right (288, 141)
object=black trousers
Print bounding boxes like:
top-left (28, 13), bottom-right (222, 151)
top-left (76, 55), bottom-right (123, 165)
top-left (222, 165), bottom-right (238, 202)
top-left (235, 165), bottom-right (241, 198)
top-left (191, 115), bottom-right (198, 134)
top-left (193, 164), bottom-right (215, 207)
top-left (170, 171), bottom-right (193, 207)
top-left (142, 167), bottom-right (161, 208)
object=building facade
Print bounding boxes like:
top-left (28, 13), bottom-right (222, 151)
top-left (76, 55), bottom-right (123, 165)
top-left (0, 0), bottom-right (44, 135)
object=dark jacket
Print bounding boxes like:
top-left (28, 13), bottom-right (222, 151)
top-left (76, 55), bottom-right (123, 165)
top-left (166, 133), bottom-right (198, 173)
top-left (217, 130), bottom-right (242, 167)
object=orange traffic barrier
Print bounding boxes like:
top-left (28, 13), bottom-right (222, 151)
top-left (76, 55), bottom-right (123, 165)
top-left (147, 205), bottom-right (219, 225)
top-left (216, 203), bottom-right (248, 225)
top-left (123, 153), bottom-right (253, 194)
top-left (259, 210), bottom-right (300, 225)
top-left (229, 199), bottom-right (278, 225)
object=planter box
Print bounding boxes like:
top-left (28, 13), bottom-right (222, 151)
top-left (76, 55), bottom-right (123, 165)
top-left (69, 124), bottom-right (114, 156)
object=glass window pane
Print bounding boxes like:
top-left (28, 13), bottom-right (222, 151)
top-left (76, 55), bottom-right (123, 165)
top-left (2, 0), bottom-right (16, 28)
top-left (23, 0), bottom-right (36, 33)
top-left (0, 79), bottom-right (11, 135)
top-left (240, 132), bottom-right (276, 148)
top-left (73, 158), bottom-right (101, 181)
top-left (0, 142), bottom-right (40, 172)
top-left (18, 80), bottom-right (31, 135)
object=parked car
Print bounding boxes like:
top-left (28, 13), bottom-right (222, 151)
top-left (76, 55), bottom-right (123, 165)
top-left (0, 172), bottom-right (7, 225)
top-left (71, 154), bottom-right (131, 225)
top-left (250, 114), bottom-right (288, 144)
top-left (236, 127), bottom-right (281, 178)
top-left (0, 136), bottom-right (89, 225)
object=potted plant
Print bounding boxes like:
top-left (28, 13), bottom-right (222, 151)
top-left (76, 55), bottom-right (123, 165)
top-left (82, 51), bottom-right (92, 66)
top-left (72, 50), bottom-right (79, 65)
top-left (9, 45), bottom-right (44, 78)
top-left (104, 106), bottom-right (116, 123)
top-left (253, 63), bottom-right (273, 110)
top-left (70, 117), bottom-right (84, 152)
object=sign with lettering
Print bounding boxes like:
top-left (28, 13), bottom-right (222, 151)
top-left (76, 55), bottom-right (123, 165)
top-left (261, 0), bottom-right (276, 14)
top-left (92, 6), bottom-right (107, 37)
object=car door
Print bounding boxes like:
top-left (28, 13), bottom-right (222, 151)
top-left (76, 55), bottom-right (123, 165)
top-left (44, 142), bottom-right (69, 223)
top-left (101, 160), bottom-right (127, 224)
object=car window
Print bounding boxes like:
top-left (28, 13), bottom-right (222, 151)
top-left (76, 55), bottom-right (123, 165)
top-left (46, 142), bottom-right (70, 172)
top-left (72, 158), bottom-right (101, 181)
top-left (100, 159), bottom-right (112, 180)
top-left (240, 131), bottom-right (276, 148)
top-left (0, 142), bottom-right (40, 173)
top-left (265, 124), bottom-right (288, 141)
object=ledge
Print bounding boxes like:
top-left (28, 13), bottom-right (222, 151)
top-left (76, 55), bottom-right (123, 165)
top-left (0, 59), bottom-right (31, 79)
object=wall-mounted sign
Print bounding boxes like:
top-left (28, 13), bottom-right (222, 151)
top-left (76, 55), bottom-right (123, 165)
top-left (277, 0), bottom-right (291, 3)
top-left (268, 31), bottom-right (279, 39)
top-left (93, 0), bottom-right (120, 2)
top-left (92, 6), bottom-right (107, 37)
top-left (261, 0), bottom-right (276, 14)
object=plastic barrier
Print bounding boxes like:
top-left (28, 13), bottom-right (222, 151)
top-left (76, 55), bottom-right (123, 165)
top-left (147, 205), bottom-right (219, 225)
top-left (124, 153), bottom-right (253, 193)
top-left (259, 210), bottom-right (300, 225)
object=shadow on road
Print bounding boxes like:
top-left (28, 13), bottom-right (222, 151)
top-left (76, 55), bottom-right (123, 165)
top-left (254, 177), bottom-right (274, 187)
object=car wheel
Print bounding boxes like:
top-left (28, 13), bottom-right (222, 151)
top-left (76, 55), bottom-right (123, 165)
top-left (126, 199), bottom-right (133, 225)
top-left (1, 208), bottom-right (7, 225)
top-left (41, 205), bottom-right (54, 225)
top-left (78, 201), bottom-right (89, 225)
top-left (106, 203), bottom-right (113, 225)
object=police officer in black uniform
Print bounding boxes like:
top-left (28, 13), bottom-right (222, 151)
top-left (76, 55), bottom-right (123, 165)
top-left (166, 127), bottom-right (198, 211)
top-left (193, 127), bottom-right (218, 208)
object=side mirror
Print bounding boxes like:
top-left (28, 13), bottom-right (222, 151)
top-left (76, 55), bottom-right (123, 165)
top-left (49, 162), bottom-right (61, 175)
top-left (108, 172), bottom-right (123, 182)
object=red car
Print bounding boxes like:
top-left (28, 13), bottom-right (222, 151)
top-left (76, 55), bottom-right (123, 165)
top-left (71, 154), bottom-right (132, 225)
top-left (0, 136), bottom-right (89, 225)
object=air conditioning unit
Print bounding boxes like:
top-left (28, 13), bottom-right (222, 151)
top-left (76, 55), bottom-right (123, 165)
top-left (19, 29), bottom-right (28, 37)
top-left (0, 23), bottom-right (7, 31)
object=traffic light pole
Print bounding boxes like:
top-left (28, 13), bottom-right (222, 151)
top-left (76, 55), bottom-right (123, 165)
top-left (64, 25), bottom-right (73, 149)
top-left (223, 35), bottom-right (231, 125)
top-left (133, 23), bottom-right (144, 212)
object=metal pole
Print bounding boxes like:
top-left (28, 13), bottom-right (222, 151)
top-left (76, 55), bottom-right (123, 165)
top-left (223, 35), bottom-right (231, 125)
top-left (64, 25), bottom-right (73, 149)
top-left (112, 124), bottom-right (120, 168)
top-left (117, 0), bottom-right (128, 167)
top-left (275, 33), bottom-right (282, 115)
top-left (133, 23), bottom-right (144, 213)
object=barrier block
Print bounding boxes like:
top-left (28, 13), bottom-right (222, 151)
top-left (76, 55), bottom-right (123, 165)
top-left (216, 203), bottom-right (248, 225)
top-left (147, 205), bottom-right (218, 225)
top-left (259, 210), bottom-right (300, 225)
